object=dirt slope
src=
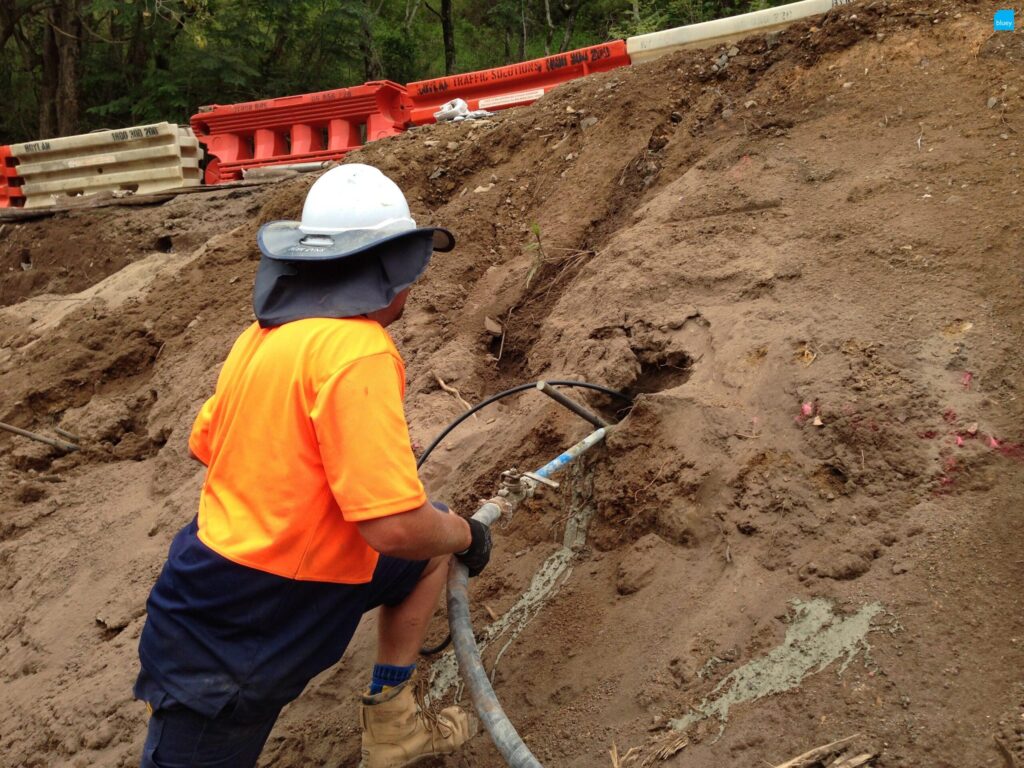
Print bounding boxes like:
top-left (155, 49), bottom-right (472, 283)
top-left (1, 0), bottom-right (1022, 766)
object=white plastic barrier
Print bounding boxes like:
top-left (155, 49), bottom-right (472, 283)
top-left (626, 0), bottom-right (854, 63)
top-left (10, 122), bottom-right (202, 208)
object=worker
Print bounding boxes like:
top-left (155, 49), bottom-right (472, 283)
top-left (134, 164), bottom-right (491, 768)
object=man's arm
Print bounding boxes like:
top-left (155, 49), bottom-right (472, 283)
top-left (357, 500), bottom-right (471, 561)
top-left (315, 351), bottom-right (491, 574)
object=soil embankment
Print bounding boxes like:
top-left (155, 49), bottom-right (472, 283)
top-left (1, 0), bottom-right (1022, 765)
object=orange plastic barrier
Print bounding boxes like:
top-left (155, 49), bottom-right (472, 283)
top-left (191, 81), bottom-right (407, 184)
top-left (0, 146), bottom-right (24, 208)
top-left (403, 41), bottom-right (631, 125)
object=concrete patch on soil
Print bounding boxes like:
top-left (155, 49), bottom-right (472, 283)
top-left (670, 599), bottom-right (885, 731)
top-left (428, 462), bottom-right (596, 703)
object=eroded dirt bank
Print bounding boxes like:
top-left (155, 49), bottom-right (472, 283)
top-left (1, 0), bottom-right (1022, 765)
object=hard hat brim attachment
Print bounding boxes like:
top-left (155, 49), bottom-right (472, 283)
top-left (252, 228), bottom-right (446, 327)
top-left (257, 220), bottom-right (455, 262)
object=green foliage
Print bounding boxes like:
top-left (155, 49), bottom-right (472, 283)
top-left (0, 0), bottom-right (793, 144)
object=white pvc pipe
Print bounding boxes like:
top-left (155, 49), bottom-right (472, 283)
top-left (242, 162), bottom-right (334, 178)
top-left (626, 0), bottom-right (854, 63)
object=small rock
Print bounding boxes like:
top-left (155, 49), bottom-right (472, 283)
top-left (842, 81), bottom-right (854, 89)
top-left (744, 100), bottom-right (757, 109)
top-left (966, 422), bottom-right (979, 435)
top-left (987, 97), bottom-right (999, 109)
top-left (876, 32), bottom-right (886, 41)
top-left (473, 183), bottom-right (494, 193)
top-left (721, 108), bottom-right (734, 119)
top-left (711, 64), bottom-right (719, 73)
top-left (428, 167), bottom-right (446, 180)
top-left (565, 105), bottom-right (576, 113)
top-left (717, 54), bottom-right (729, 67)
top-left (765, 31), bottom-right (781, 48)
top-left (483, 316), bottom-right (503, 336)
top-left (812, 415), bottom-right (824, 427)
top-left (670, 111), bottom-right (683, 123)
top-left (580, 116), bottom-right (598, 130)
top-left (446, 141), bottom-right (459, 150)
top-left (423, 140), bottom-right (439, 147)
top-left (728, 46), bottom-right (739, 57)
top-left (892, 562), bottom-right (911, 575)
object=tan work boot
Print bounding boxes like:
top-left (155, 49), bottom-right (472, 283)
top-left (359, 675), bottom-right (477, 768)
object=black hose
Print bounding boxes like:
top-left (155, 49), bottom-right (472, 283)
top-left (416, 379), bottom-right (631, 469)
top-left (420, 633), bottom-right (452, 655)
top-left (418, 379), bottom-right (630, 657)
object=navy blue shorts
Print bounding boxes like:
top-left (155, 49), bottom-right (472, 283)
top-left (136, 521), bottom-right (429, 767)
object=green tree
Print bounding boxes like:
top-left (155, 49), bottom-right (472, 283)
top-left (0, 0), bottom-right (792, 144)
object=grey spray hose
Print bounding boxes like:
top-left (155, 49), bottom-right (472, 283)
top-left (445, 426), bottom-right (609, 768)
top-left (447, 501), bottom-right (543, 768)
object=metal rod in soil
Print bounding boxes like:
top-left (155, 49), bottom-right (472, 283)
top-left (536, 381), bottom-right (610, 428)
top-left (0, 421), bottom-right (80, 453)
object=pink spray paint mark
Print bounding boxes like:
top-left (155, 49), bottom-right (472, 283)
top-left (996, 442), bottom-right (1024, 462)
top-left (955, 435), bottom-right (964, 447)
top-left (961, 371), bottom-right (973, 390)
top-left (802, 402), bottom-right (814, 417)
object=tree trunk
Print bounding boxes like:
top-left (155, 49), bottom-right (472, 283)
top-left (519, 0), bottom-right (526, 60)
top-left (358, 8), bottom-right (383, 80)
top-left (39, 21), bottom-right (59, 137)
top-left (404, 0), bottom-right (423, 28)
top-left (543, 0), bottom-right (554, 55)
top-left (39, 0), bottom-right (82, 137)
top-left (559, 1), bottom-right (583, 52)
top-left (128, 5), bottom-right (148, 72)
top-left (440, 0), bottom-right (455, 74)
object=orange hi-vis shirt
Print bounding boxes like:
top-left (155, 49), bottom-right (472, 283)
top-left (188, 317), bottom-right (427, 584)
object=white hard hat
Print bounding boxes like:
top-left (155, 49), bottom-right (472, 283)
top-left (257, 164), bottom-right (454, 261)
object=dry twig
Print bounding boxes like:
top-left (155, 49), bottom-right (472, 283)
top-left (829, 754), bottom-right (874, 768)
top-left (772, 735), bottom-right (861, 768)
top-left (633, 459), bottom-right (670, 501)
top-left (434, 375), bottom-right (477, 419)
top-left (609, 742), bottom-right (640, 767)
top-left (642, 735), bottom-right (688, 766)
top-left (496, 307), bottom-right (513, 362)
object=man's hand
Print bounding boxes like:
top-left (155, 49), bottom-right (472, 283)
top-left (455, 519), bottom-right (491, 577)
